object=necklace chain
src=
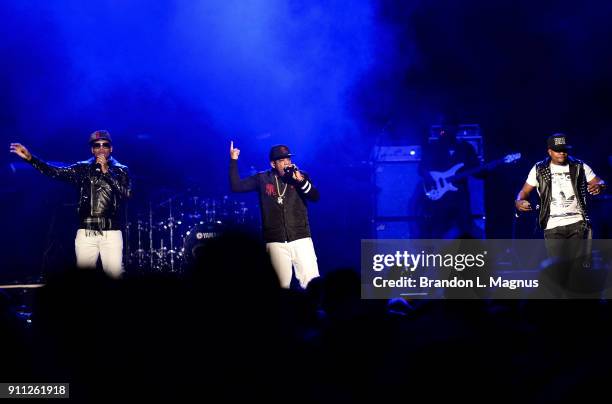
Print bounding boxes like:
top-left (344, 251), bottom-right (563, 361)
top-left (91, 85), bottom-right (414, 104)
top-left (275, 175), bottom-right (287, 196)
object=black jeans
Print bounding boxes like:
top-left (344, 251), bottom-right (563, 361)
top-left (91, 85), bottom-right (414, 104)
top-left (542, 221), bottom-right (596, 297)
top-left (543, 220), bottom-right (591, 240)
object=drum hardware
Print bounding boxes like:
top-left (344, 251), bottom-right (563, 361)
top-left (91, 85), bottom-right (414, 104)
top-left (127, 194), bottom-right (257, 273)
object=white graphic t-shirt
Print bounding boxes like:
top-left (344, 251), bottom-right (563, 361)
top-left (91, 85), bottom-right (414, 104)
top-left (526, 162), bottom-right (596, 230)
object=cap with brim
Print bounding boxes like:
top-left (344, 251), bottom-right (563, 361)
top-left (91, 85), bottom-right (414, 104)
top-left (547, 134), bottom-right (572, 152)
top-left (269, 145), bottom-right (294, 161)
top-left (89, 130), bottom-right (112, 144)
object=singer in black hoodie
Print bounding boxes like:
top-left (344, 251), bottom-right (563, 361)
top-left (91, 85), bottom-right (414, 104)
top-left (10, 130), bottom-right (131, 278)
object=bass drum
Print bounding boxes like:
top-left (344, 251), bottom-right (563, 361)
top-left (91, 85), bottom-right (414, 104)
top-left (182, 223), bottom-right (223, 266)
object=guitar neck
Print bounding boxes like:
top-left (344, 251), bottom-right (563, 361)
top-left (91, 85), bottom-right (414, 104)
top-left (449, 159), bottom-right (503, 181)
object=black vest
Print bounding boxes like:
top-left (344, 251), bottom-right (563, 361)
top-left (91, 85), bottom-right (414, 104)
top-left (535, 157), bottom-right (589, 229)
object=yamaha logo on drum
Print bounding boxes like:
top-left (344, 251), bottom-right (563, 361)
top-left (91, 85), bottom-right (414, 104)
top-left (196, 232), bottom-right (217, 240)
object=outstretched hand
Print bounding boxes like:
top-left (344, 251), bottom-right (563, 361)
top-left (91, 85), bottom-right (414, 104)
top-left (9, 143), bottom-right (32, 161)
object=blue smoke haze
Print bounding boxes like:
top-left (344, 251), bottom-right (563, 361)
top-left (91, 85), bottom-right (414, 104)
top-left (2, 0), bottom-right (378, 169)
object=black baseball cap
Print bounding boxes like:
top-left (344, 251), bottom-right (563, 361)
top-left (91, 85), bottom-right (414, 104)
top-left (269, 144), bottom-right (294, 161)
top-left (547, 133), bottom-right (572, 152)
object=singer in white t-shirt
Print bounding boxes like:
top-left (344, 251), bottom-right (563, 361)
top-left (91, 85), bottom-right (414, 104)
top-left (515, 133), bottom-right (606, 239)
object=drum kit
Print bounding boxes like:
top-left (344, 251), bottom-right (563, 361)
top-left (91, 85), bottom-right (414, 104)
top-left (125, 193), bottom-right (258, 273)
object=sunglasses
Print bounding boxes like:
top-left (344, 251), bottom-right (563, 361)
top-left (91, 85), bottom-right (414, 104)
top-left (92, 142), bottom-right (111, 149)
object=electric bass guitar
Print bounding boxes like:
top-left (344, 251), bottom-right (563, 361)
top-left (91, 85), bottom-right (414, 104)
top-left (424, 153), bottom-right (521, 201)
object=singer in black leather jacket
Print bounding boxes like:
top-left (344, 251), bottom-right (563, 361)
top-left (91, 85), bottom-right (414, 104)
top-left (10, 141), bottom-right (131, 231)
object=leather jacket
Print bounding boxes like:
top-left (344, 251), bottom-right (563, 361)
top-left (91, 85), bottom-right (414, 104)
top-left (535, 156), bottom-right (589, 229)
top-left (28, 155), bottom-right (131, 230)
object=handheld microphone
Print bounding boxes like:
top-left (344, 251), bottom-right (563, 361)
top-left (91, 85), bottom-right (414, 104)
top-left (94, 153), bottom-right (104, 173)
top-left (283, 164), bottom-right (298, 176)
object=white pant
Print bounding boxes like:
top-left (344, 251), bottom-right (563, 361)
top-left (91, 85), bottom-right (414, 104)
top-left (266, 237), bottom-right (319, 289)
top-left (75, 229), bottom-right (124, 278)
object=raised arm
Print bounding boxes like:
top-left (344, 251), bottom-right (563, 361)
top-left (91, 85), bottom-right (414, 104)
top-left (229, 141), bottom-right (257, 192)
top-left (10, 143), bottom-right (82, 184)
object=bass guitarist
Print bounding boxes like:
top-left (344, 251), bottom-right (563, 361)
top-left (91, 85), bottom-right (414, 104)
top-left (417, 124), bottom-right (482, 238)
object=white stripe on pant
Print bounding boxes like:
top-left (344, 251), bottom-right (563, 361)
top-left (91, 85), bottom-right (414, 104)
top-left (75, 229), bottom-right (124, 278)
top-left (266, 237), bottom-right (319, 289)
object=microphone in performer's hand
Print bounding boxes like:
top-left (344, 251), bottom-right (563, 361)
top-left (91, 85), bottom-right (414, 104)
top-left (94, 154), bottom-right (104, 173)
top-left (283, 164), bottom-right (297, 176)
